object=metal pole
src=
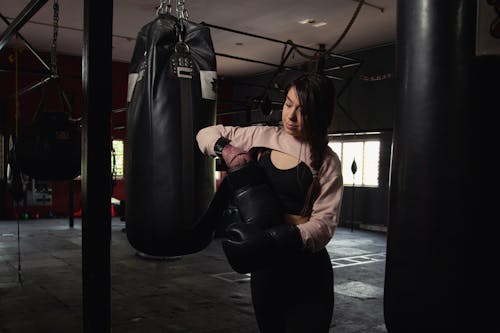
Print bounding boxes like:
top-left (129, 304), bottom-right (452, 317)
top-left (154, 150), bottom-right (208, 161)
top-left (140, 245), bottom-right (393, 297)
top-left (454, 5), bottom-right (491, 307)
top-left (351, 185), bottom-right (355, 232)
top-left (81, 0), bottom-right (112, 332)
top-left (202, 22), bottom-right (358, 62)
top-left (68, 180), bottom-right (74, 228)
top-left (0, 0), bottom-right (49, 51)
top-left (215, 52), bottom-right (344, 81)
top-left (350, 158), bottom-right (357, 232)
top-left (0, 13), bottom-right (51, 71)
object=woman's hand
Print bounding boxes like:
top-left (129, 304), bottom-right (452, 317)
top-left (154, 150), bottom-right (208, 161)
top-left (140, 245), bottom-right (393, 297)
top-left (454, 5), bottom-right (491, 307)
top-left (222, 144), bottom-right (252, 169)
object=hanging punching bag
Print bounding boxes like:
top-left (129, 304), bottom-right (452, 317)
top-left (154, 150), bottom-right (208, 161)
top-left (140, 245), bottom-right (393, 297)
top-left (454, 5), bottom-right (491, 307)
top-left (126, 13), bottom-right (217, 256)
top-left (384, 1), bottom-right (471, 331)
top-left (14, 90), bottom-right (81, 181)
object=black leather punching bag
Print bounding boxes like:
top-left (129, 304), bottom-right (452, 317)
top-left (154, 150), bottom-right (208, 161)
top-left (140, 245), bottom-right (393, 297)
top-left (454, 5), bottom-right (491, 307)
top-left (126, 14), bottom-right (217, 256)
top-left (15, 112), bottom-right (81, 181)
top-left (384, 1), bottom-right (472, 331)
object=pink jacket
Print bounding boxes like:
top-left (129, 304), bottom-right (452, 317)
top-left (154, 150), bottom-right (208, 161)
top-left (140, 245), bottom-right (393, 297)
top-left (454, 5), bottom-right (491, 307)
top-left (196, 124), bottom-right (344, 252)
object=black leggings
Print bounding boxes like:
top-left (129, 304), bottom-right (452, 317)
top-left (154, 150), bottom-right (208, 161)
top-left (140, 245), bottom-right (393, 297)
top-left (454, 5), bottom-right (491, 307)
top-left (250, 248), bottom-right (334, 333)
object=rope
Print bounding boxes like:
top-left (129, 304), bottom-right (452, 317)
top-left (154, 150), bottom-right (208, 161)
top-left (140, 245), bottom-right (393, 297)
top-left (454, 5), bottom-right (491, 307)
top-left (292, 0), bottom-right (366, 61)
top-left (14, 37), bottom-right (24, 286)
top-left (14, 38), bottom-right (19, 139)
top-left (51, 0), bottom-right (59, 77)
top-left (324, 0), bottom-right (365, 54)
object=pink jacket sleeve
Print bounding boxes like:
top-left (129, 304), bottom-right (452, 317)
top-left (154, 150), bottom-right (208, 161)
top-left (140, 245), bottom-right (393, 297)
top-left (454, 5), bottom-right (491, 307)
top-left (297, 150), bottom-right (343, 252)
top-left (196, 124), bottom-right (286, 156)
top-left (196, 124), bottom-right (344, 252)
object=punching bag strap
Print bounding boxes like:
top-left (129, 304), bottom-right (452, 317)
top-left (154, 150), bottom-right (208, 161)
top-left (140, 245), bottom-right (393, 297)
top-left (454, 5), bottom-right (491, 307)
top-left (180, 78), bottom-right (194, 227)
top-left (32, 79), bottom-right (74, 121)
top-left (172, 38), bottom-right (195, 227)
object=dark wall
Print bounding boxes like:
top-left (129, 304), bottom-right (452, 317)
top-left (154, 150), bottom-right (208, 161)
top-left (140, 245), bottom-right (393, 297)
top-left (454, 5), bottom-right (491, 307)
top-left (334, 44), bottom-right (395, 228)
top-left (334, 44), bottom-right (396, 133)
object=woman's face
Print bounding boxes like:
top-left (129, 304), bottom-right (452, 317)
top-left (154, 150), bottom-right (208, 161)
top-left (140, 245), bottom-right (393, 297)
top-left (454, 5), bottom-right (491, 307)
top-left (282, 86), bottom-right (304, 138)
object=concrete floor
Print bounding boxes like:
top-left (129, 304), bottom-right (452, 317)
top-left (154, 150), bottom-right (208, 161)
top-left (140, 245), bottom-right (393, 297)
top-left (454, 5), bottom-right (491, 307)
top-left (0, 218), bottom-right (388, 333)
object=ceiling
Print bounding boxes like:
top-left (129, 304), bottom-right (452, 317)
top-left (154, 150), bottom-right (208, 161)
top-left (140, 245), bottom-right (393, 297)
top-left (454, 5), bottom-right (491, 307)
top-left (0, 0), bottom-right (397, 76)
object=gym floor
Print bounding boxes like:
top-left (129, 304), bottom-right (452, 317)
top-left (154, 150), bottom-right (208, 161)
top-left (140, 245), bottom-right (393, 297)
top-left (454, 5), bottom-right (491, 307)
top-left (0, 218), bottom-right (388, 333)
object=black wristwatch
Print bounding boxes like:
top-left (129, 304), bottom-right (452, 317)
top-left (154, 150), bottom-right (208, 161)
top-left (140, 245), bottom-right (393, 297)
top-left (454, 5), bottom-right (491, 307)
top-left (214, 137), bottom-right (230, 157)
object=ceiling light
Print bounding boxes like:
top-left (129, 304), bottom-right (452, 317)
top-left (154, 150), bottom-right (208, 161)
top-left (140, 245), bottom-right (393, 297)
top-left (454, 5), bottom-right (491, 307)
top-left (312, 22), bottom-right (327, 28)
top-left (298, 19), bottom-right (315, 24)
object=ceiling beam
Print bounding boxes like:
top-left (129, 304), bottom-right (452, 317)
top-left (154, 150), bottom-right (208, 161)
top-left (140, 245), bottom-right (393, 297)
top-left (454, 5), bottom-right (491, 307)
top-left (0, 0), bottom-right (49, 51)
top-left (202, 22), bottom-right (359, 63)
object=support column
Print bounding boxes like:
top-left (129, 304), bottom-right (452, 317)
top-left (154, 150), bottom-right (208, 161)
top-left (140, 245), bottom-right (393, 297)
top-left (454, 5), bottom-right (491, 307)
top-left (68, 180), bottom-right (74, 228)
top-left (81, 0), bottom-right (112, 332)
top-left (384, 1), bottom-right (474, 331)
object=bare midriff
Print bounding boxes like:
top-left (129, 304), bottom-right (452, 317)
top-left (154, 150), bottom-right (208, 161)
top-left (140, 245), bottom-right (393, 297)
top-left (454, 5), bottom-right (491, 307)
top-left (284, 213), bottom-right (308, 225)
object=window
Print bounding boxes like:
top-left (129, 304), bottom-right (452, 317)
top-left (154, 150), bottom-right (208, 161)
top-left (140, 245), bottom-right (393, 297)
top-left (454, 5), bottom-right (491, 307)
top-left (112, 139), bottom-right (124, 178)
top-left (328, 134), bottom-right (380, 187)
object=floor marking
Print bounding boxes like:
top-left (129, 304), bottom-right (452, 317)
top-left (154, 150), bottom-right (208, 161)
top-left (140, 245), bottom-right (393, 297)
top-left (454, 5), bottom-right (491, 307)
top-left (212, 271), bottom-right (251, 283)
top-left (212, 253), bottom-right (386, 283)
top-left (331, 252), bottom-right (386, 268)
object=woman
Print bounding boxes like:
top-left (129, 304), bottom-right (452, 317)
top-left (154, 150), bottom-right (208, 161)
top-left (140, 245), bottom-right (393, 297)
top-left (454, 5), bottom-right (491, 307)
top-left (196, 73), bottom-right (343, 332)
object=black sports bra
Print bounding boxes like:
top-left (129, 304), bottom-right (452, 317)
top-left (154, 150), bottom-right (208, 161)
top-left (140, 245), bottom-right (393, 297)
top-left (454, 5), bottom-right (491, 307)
top-left (258, 149), bottom-right (313, 215)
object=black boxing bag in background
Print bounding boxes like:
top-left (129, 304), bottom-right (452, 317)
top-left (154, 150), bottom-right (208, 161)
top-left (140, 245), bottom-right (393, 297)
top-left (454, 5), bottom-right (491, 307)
top-left (126, 13), bottom-right (217, 256)
top-left (14, 85), bottom-right (81, 181)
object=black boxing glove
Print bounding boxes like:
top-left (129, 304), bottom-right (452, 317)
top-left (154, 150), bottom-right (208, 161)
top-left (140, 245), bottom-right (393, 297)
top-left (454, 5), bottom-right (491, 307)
top-left (222, 223), bottom-right (303, 274)
top-left (226, 162), bottom-right (283, 230)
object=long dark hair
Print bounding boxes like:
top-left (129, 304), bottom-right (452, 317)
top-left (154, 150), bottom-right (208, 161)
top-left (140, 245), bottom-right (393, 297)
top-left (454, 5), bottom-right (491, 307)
top-left (284, 73), bottom-right (336, 216)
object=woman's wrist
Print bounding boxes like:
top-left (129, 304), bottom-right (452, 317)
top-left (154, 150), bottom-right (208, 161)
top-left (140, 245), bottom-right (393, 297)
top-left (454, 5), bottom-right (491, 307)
top-left (214, 137), bottom-right (230, 158)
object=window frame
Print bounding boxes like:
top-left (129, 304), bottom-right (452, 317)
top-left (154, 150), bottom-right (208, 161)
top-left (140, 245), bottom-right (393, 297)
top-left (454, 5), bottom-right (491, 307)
top-left (328, 132), bottom-right (382, 188)
top-left (112, 139), bottom-right (124, 179)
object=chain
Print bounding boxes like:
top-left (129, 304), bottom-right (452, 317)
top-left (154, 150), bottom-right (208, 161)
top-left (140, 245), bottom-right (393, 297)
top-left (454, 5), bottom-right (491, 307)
top-left (157, 0), bottom-right (189, 19)
top-left (51, 0), bottom-right (59, 76)
top-left (176, 0), bottom-right (189, 19)
top-left (156, 0), bottom-right (189, 42)
top-left (157, 0), bottom-right (172, 15)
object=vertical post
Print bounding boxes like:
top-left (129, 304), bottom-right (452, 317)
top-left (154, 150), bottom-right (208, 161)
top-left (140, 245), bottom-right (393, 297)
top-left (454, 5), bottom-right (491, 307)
top-left (350, 158), bottom-right (357, 232)
top-left (0, 105), bottom-right (7, 217)
top-left (81, 0), bottom-right (112, 332)
top-left (384, 0), bottom-right (473, 331)
top-left (68, 179), bottom-right (74, 228)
